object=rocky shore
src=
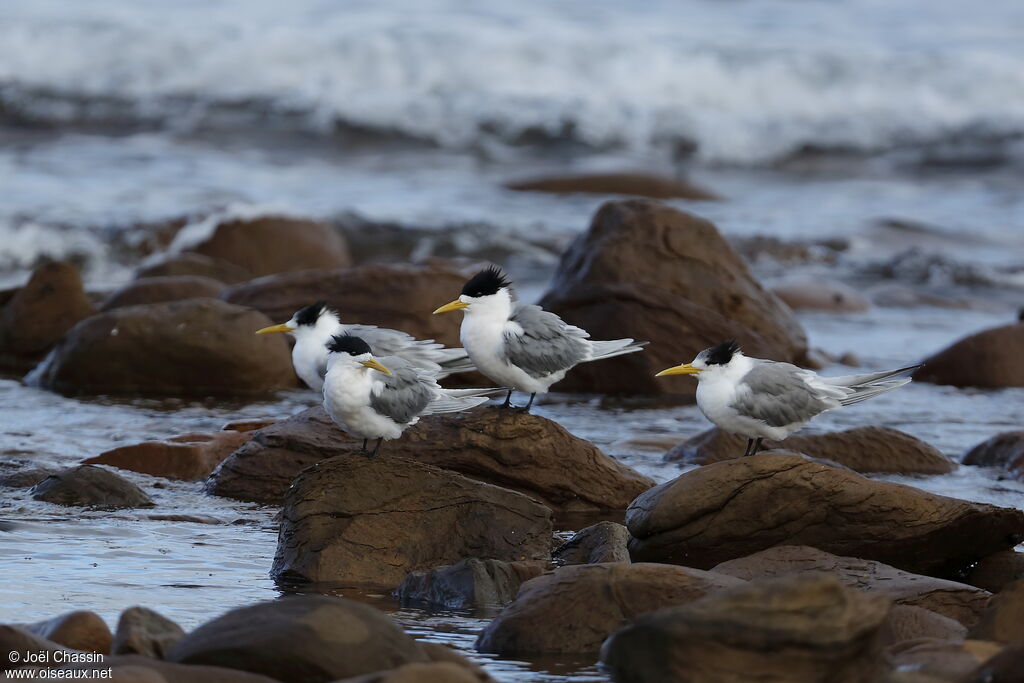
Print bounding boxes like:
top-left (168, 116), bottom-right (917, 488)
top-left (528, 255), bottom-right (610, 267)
top-left (2, 199), bottom-right (1023, 682)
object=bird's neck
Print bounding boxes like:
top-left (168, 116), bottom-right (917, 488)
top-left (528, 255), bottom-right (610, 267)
top-left (466, 289), bottom-right (513, 325)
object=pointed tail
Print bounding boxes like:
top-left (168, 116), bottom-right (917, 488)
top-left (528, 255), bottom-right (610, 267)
top-left (588, 339), bottom-right (648, 362)
top-left (823, 364), bottom-right (921, 406)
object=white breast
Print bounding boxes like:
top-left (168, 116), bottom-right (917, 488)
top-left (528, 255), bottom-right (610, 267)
top-left (322, 364), bottom-right (404, 440)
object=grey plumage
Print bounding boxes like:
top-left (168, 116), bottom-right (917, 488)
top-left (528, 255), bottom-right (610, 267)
top-left (368, 356), bottom-right (496, 424)
top-left (503, 303), bottom-right (589, 378)
top-left (822, 364), bottom-right (921, 406)
top-left (733, 361), bottom-right (836, 427)
top-left (346, 324), bottom-right (473, 376)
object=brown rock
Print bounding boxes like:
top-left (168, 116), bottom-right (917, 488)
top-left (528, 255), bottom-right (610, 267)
top-left (712, 546), bottom-right (990, 626)
top-left (395, 559), bottom-right (546, 610)
top-left (539, 200), bottom-right (807, 396)
top-left (113, 607), bottom-right (185, 658)
top-left (1, 625), bottom-right (68, 672)
top-left (22, 610), bottom-right (112, 654)
top-left (666, 426), bottom-right (956, 475)
top-left (964, 642), bottom-right (1024, 683)
top-left (222, 263), bottom-right (471, 348)
top-left (600, 573), bottom-right (890, 683)
top-left (208, 406), bottom-right (653, 511)
top-left (914, 324), bottom-right (1024, 388)
top-left (476, 562), bottom-right (744, 655)
top-left (167, 596), bottom-right (428, 682)
top-left (552, 521), bottom-right (631, 565)
top-left (136, 253), bottom-right (253, 284)
top-left (879, 605), bottom-right (968, 647)
top-left (85, 432), bottom-right (252, 481)
top-left (63, 654), bottom-right (283, 682)
top-left (505, 172), bottom-right (720, 201)
top-left (963, 431), bottom-right (1024, 480)
top-left (185, 216), bottom-right (351, 277)
top-left (625, 453), bottom-right (1024, 578)
top-left (102, 277), bottom-right (225, 311)
top-left (29, 299), bottom-right (296, 397)
top-left (966, 551), bottom-right (1024, 593)
top-left (337, 662), bottom-right (485, 683)
top-left (0, 262), bottom-right (95, 372)
top-left (969, 579), bottom-right (1024, 643)
top-left (887, 639), bottom-right (1003, 682)
top-left (271, 457), bottom-right (552, 588)
top-left (770, 279), bottom-right (870, 312)
top-left (31, 465), bottom-right (154, 510)
top-left (221, 419), bottom-right (276, 433)
top-left (0, 466), bottom-right (59, 488)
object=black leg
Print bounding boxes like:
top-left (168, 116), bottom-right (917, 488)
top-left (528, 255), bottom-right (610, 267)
top-left (523, 393), bottom-right (536, 412)
top-left (743, 438), bottom-right (753, 457)
top-left (361, 438), bottom-right (368, 453)
top-left (751, 437), bottom-right (763, 456)
top-left (369, 438), bottom-right (383, 459)
top-left (501, 390), bottom-right (513, 408)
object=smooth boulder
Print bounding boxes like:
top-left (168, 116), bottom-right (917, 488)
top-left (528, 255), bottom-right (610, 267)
top-left (113, 607), bottom-right (186, 658)
top-left (600, 573), bottom-right (890, 683)
top-left (167, 596), bottom-right (428, 683)
top-left (539, 200), bottom-right (807, 396)
top-left (665, 426), bottom-right (956, 474)
top-left (85, 431), bottom-right (252, 481)
top-left (22, 610), bottom-right (113, 653)
top-left (183, 215), bottom-right (351, 277)
top-left (208, 406), bottom-right (653, 511)
top-left (136, 253), bottom-right (253, 284)
top-left (879, 605), bottom-right (968, 647)
top-left (712, 546), bottom-right (990, 626)
top-left (552, 521), bottom-right (631, 565)
top-left (271, 456), bottom-right (552, 587)
top-left (29, 299), bottom-right (296, 396)
top-left (396, 559), bottom-right (546, 610)
top-left (626, 453), bottom-right (1024, 578)
top-left (102, 276), bottom-right (225, 310)
top-left (31, 465), bottom-right (154, 510)
top-left (221, 263), bottom-right (472, 348)
top-left (476, 562), bottom-right (743, 654)
top-left (914, 324), bottom-right (1024, 388)
top-left (966, 551), bottom-right (1024, 593)
top-left (963, 431), bottom-right (1024, 480)
top-left (969, 579), bottom-right (1024, 644)
top-left (887, 640), bottom-right (1003, 683)
top-left (769, 279), bottom-right (870, 312)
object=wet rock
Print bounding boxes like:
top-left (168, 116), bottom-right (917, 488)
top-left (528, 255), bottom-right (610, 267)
top-left (337, 662), bottom-right (487, 683)
top-left (0, 262), bottom-right (95, 373)
top-left (665, 426), bottom-right (956, 475)
top-left (879, 605), bottom-right (968, 647)
top-left (887, 639), bottom-right (1003, 682)
top-left (136, 253), bottom-right (253, 284)
top-left (625, 453), bottom-right (1024, 578)
top-left (552, 521), bottom-right (631, 565)
top-left (0, 625), bottom-right (67, 672)
top-left (31, 465), bottom-right (154, 510)
top-left (21, 610), bottom-right (112, 654)
top-left (221, 419), bottom-right (276, 433)
top-left (770, 279), bottom-right (870, 312)
top-left (964, 642), bottom-right (1024, 683)
top-left (476, 562), bottom-right (743, 655)
top-left (62, 654), bottom-right (282, 682)
top-left (539, 200), bottom-right (807, 396)
top-left (222, 263), bottom-right (472, 348)
top-left (712, 546), bottom-right (990, 626)
top-left (0, 466), bottom-right (59, 488)
top-left (209, 406), bottom-right (652, 511)
top-left (167, 596), bottom-right (428, 682)
top-left (600, 573), bottom-right (890, 683)
top-left (505, 172), bottom-right (720, 201)
top-left (185, 215), bottom-right (351, 277)
top-left (966, 551), bottom-right (1024, 593)
top-left (113, 607), bottom-right (186, 658)
top-left (29, 299), bottom-right (296, 397)
top-left (85, 431), bottom-right (252, 481)
top-left (963, 431), bottom-right (1024, 480)
top-left (102, 276), bottom-right (225, 311)
top-left (914, 324), bottom-right (1024, 388)
top-left (395, 558), bottom-right (546, 610)
top-left (271, 457), bottom-right (552, 587)
top-left (969, 579), bottom-right (1024, 643)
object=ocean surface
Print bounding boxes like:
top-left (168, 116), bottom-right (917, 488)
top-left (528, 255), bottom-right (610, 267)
top-left (1, 1), bottom-right (1023, 680)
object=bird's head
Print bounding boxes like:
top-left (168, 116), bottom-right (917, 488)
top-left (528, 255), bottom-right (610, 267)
top-left (656, 339), bottom-right (741, 380)
top-left (433, 266), bottom-right (512, 316)
top-left (325, 334), bottom-right (391, 374)
top-left (255, 301), bottom-right (337, 339)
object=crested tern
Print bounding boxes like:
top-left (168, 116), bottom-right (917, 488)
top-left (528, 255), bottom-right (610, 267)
top-left (256, 301), bottom-right (474, 391)
top-left (322, 334), bottom-right (496, 457)
top-left (656, 340), bottom-right (920, 456)
top-left (433, 266), bottom-right (646, 411)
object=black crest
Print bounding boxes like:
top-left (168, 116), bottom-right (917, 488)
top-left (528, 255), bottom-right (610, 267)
top-left (705, 339), bottom-right (740, 365)
top-left (295, 301), bottom-right (327, 327)
top-left (461, 266), bottom-right (511, 298)
top-left (326, 334), bottom-right (372, 356)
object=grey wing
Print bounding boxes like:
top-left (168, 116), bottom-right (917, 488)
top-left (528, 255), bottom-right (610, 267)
top-left (346, 324), bottom-right (446, 373)
top-left (368, 356), bottom-right (434, 425)
top-left (504, 303), bottom-right (589, 378)
top-left (731, 361), bottom-right (839, 428)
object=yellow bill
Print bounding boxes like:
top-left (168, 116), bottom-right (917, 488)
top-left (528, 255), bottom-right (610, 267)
top-left (360, 358), bottom-right (392, 375)
top-left (655, 364), bottom-right (702, 377)
top-left (432, 300), bottom-right (469, 315)
top-left (255, 323), bottom-right (293, 335)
